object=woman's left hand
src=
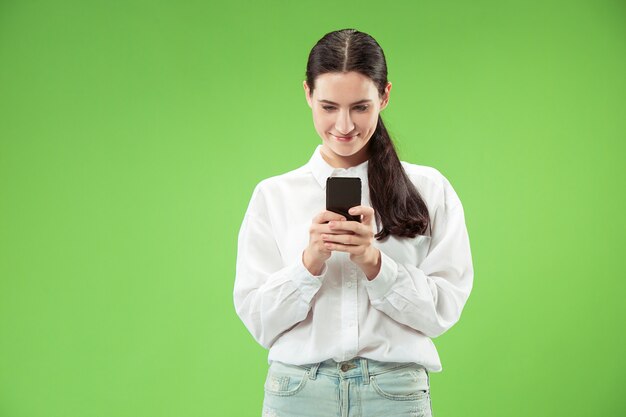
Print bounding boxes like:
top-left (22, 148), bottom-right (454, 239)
top-left (321, 205), bottom-right (382, 280)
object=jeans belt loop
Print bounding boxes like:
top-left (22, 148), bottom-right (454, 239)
top-left (360, 357), bottom-right (370, 385)
top-left (308, 362), bottom-right (321, 380)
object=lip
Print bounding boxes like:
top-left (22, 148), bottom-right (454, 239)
top-left (332, 134), bottom-right (357, 141)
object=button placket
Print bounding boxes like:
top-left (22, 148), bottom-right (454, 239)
top-left (340, 253), bottom-right (351, 358)
top-left (347, 259), bottom-right (359, 358)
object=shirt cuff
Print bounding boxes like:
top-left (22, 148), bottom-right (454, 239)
top-left (364, 249), bottom-right (399, 302)
top-left (291, 252), bottom-right (328, 304)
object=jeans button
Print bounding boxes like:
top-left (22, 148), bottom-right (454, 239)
top-left (340, 362), bottom-right (356, 372)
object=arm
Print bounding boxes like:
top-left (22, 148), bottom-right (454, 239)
top-left (363, 175), bottom-right (474, 338)
top-left (233, 183), bottom-right (329, 348)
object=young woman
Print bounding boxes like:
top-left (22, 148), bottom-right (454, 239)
top-left (234, 28), bottom-right (473, 417)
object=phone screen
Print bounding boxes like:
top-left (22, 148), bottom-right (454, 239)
top-left (326, 177), bottom-right (362, 223)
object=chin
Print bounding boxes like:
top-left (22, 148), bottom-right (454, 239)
top-left (326, 141), bottom-right (363, 156)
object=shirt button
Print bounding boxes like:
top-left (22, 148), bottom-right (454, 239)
top-left (346, 282), bottom-right (353, 288)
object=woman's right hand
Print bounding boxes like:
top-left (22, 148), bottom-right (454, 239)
top-left (302, 210), bottom-right (348, 276)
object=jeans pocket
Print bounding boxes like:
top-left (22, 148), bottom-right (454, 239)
top-left (264, 361), bottom-right (310, 397)
top-left (370, 364), bottom-right (430, 401)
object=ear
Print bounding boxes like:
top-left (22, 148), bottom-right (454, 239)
top-left (380, 82), bottom-right (392, 111)
top-left (303, 80), bottom-right (312, 108)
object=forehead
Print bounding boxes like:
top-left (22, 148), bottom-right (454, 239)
top-left (314, 72), bottom-right (378, 102)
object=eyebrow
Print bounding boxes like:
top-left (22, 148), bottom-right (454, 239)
top-left (317, 99), bottom-right (372, 105)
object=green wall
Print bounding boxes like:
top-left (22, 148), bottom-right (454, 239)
top-left (1, 1), bottom-right (624, 416)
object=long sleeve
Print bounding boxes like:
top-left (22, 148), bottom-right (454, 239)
top-left (363, 174), bottom-right (474, 338)
top-left (233, 182), bottom-right (329, 349)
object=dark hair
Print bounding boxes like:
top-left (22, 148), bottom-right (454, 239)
top-left (305, 28), bottom-right (431, 240)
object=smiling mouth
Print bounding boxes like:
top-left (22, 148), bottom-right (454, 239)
top-left (333, 134), bottom-right (358, 140)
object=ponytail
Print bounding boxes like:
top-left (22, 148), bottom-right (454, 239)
top-left (368, 116), bottom-right (430, 240)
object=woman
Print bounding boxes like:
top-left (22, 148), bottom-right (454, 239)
top-left (233, 28), bottom-right (473, 417)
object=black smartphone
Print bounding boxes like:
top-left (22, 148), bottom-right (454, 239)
top-left (326, 177), bottom-right (362, 223)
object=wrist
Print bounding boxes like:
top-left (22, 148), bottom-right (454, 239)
top-left (363, 248), bottom-right (382, 281)
top-left (302, 249), bottom-right (325, 276)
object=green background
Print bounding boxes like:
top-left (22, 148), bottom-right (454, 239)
top-left (1, 0), bottom-right (624, 416)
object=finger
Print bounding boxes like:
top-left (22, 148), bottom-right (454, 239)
top-left (324, 210), bottom-right (349, 224)
top-left (328, 219), bottom-right (367, 236)
top-left (321, 233), bottom-right (362, 246)
top-left (314, 210), bottom-right (347, 224)
top-left (322, 241), bottom-right (361, 254)
top-left (314, 222), bottom-right (355, 236)
top-left (322, 227), bottom-right (354, 236)
top-left (348, 205), bottom-right (375, 226)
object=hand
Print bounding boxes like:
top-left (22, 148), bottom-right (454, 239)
top-left (302, 210), bottom-right (348, 276)
top-left (321, 205), bottom-right (382, 280)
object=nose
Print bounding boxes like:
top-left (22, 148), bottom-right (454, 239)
top-left (335, 109), bottom-right (355, 136)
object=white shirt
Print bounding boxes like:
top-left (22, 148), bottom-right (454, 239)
top-left (233, 144), bottom-right (473, 372)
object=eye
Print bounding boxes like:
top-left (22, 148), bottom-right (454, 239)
top-left (322, 105), bottom-right (370, 112)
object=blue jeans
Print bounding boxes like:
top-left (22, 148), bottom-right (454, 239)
top-left (262, 357), bottom-right (433, 417)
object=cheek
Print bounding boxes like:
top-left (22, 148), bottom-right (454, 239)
top-left (314, 114), bottom-right (335, 129)
top-left (356, 114), bottom-right (377, 131)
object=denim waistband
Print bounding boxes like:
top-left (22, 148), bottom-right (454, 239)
top-left (272, 357), bottom-right (428, 385)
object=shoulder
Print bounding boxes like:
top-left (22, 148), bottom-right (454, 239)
top-left (400, 160), bottom-right (463, 210)
top-left (400, 161), bottom-right (446, 187)
top-left (246, 163), bottom-right (312, 208)
top-left (253, 164), bottom-right (310, 192)
top-left (399, 160), bottom-right (448, 198)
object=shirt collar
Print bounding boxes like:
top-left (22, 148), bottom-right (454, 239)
top-left (307, 144), bottom-right (369, 189)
